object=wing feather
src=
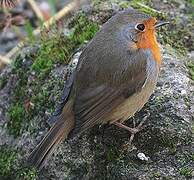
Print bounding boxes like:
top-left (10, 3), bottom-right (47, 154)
top-left (71, 49), bottom-right (150, 135)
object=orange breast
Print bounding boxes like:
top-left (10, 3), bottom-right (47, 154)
top-left (136, 17), bottom-right (161, 65)
top-left (137, 31), bottom-right (161, 64)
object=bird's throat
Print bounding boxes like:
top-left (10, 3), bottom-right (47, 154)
top-left (136, 31), bottom-right (161, 64)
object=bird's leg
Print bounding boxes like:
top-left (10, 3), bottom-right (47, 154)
top-left (114, 112), bottom-right (150, 144)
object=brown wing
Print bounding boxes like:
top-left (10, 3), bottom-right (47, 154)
top-left (72, 76), bottom-right (146, 135)
top-left (70, 48), bottom-right (149, 135)
top-left (72, 84), bottom-right (126, 134)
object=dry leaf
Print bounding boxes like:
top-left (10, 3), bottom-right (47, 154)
top-left (1, 14), bottom-right (26, 32)
top-left (0, 0), bottom-right (19, 9)
top-left (11, 15), bottom-right (26, 26)
top-left (24, 99), bottom-right (35, 112)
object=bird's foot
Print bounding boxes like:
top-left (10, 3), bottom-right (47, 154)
top-left (114, 112), bottom-right (150, 144)
top-left (114, 121), bottom-right (143, 144)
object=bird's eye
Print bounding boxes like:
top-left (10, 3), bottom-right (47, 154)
top-left (135, 23), bottom-right (145, 32)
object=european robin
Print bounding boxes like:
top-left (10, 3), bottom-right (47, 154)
top-left (28, 9), bottom-right (169, 169)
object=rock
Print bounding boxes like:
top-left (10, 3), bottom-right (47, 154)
top-left (0, 2), bottom-right (194, 180)
top-left (37, 45), bottom-right (193, 180)
top-left (137, 152), bottom-right (149, 161)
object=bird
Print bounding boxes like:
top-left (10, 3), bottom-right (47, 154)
top-left (28, 8), bottom-right (169, 169)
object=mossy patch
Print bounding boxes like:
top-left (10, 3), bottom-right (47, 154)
top-left (6, 56), bottom-right (31, 137)
top-left (186, 0), bottom-right (194, 6)
top-left (135, 126), bottom-right (179, 154)
top-left (31, 33), bottom-right (73, 79)
top-left (0, 145), bottom-right (37, 179)
top-left (130, 0), bottom-right (166, 18)
top-left (68, 12), bottom-right (99, 46)
top-left (0, 146), bottom-right (17, 177)
top-left (106, 144), bottom-right (121, 161)
top-left (158, 23), bottom-right (189, 56)
top-left (31, 12), bottom-right (99, 79)
top-left (179, 167), bottom-right (193, 178)
top-left (150, 172), bottom-right (161, 178)
top-left (7, 103), bottom-right (25, 137)
top-left (15, 167), bottom-right (37, 180)
top-left (0, 76), bottom-right (7, 90)
top-left (187, 61), bottom-right (194, 80)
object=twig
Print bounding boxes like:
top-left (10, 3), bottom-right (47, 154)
top-left (0, 54), bottom-right (11, 67)
top-left (6, 0), bottom-right (84, 59)
top-left (135, 2), bottom-right (162, 14)
top-left (27, 0), bottom-right (44, 21)
top-left (34, 0), bottom-right (81, 31)
top-left (6, 42), bottom-right (24, 59)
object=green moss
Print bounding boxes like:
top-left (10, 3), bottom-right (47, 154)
top-left (135, 124), bottom-right (181, 154)
top-left (119, 1), bottom-right (130, 9)
top-left (69, 12), bottom-right (99, 46)
top-left (12, 58), bottom-right (29, 102)
top-left (7, 68), bottom-right (52, 137)
top-left (7, 103), bottom-right (25, 137)
top-left (0, 146), bottom-right (17, 177)
top-left (158, 25), bottom-right (188, 56)
top-left (0, 146), bottom-right (37, 179)
top-left (5, 57), bottom-right (30, 137)
top-left (32, 12), bottom-right (99, 79)
top-left (187, 62), bottom-right (194, 80)
top-left (24, 20), bottom-right (35, 44)
top-left (31, 84), bottom-right (53, 112)
top-left (32, 58), bottom-right (53, 77)
top-left (16, 167), bottom-right (37, 180)
top-left (191, 153), bottom-right (194, 161)
top-left (186, 0), bottom-right (194, 6)
top-left (7, 56), bottom-right (63, 137)
top-left (32, 34), bottom-right (72, 78)
top-left (130, 0), bottom-right (166, 18)
top-left (179, 167), bottom-right (193, 178)
top-left (0, 76), bottom-right (7, 90)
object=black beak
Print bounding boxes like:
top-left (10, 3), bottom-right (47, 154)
top-left (155, 21), bottom-right (170, 28)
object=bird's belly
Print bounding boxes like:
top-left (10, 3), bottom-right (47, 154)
top-left (107, 79), bottom-right (157, 123)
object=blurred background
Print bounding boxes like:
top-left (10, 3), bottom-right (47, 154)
top-left (0, 0), bottom-right (74, 54)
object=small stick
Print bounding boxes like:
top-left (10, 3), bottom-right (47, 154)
top-left (6, 0), bottom-right (84, 59)
top-left (27, 0), bottom-right (44, 21)
top-left (135, 2), bottom-right (162, 14)
top-left (0, 54), bottom-right (11, 67)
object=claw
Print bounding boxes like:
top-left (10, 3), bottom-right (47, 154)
top-left (113, 112), bottom-right (150, 144)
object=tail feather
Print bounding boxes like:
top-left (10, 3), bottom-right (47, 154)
top-left (28, 102), bottom-right (74, 169)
